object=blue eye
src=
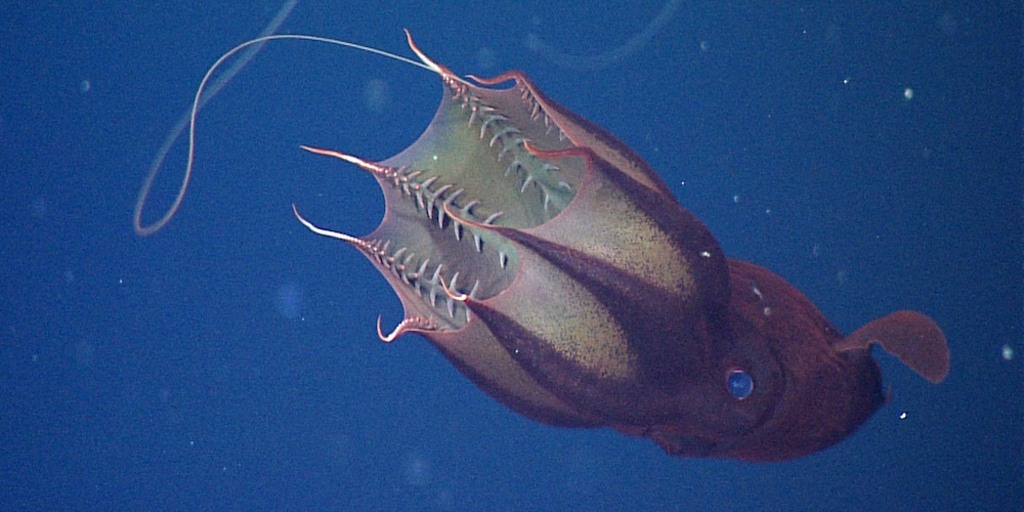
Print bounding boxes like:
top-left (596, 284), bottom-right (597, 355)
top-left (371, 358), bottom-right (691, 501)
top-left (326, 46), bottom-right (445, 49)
top-left (727, 369), bottom-right (754, 400)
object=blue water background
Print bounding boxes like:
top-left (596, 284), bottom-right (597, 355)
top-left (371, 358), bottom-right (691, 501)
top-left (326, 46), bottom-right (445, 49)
top-left (1, 2), bottom-right (1020, 510)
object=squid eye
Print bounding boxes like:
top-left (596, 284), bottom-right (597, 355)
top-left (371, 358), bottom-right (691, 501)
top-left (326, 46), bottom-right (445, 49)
top-left (727, 369), bottom-right (754, 400)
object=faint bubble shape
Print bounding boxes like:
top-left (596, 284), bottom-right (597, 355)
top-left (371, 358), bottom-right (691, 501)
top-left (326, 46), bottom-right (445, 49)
top-left (475, 46), bottom-right (496, 70)
top-left (403, 452), bottom-right (431, 488)
top-left (363, 78), bottom-right (390, 114)
top-left (525, 0), bottom-right (680, 71)
top-left (275, 282), bottom-right (303, 320)
top-left (71, 340), bottom-right (94, 368)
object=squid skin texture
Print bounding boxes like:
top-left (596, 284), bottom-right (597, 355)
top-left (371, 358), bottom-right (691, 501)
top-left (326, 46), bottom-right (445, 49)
top-left (300, 36), bottom-right (950, 462)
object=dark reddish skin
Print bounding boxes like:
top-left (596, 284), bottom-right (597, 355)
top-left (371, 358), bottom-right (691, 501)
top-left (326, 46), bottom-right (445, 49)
top-left (295, 33), bottom-right (950, 461)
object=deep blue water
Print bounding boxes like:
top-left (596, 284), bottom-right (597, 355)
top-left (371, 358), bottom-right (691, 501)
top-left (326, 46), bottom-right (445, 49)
top-left (2, 2), bottom-right (1021, 510)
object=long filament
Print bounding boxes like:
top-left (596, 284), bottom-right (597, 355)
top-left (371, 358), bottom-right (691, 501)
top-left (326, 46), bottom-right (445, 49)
top-left (133, 4), bottom-right (435, 235)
